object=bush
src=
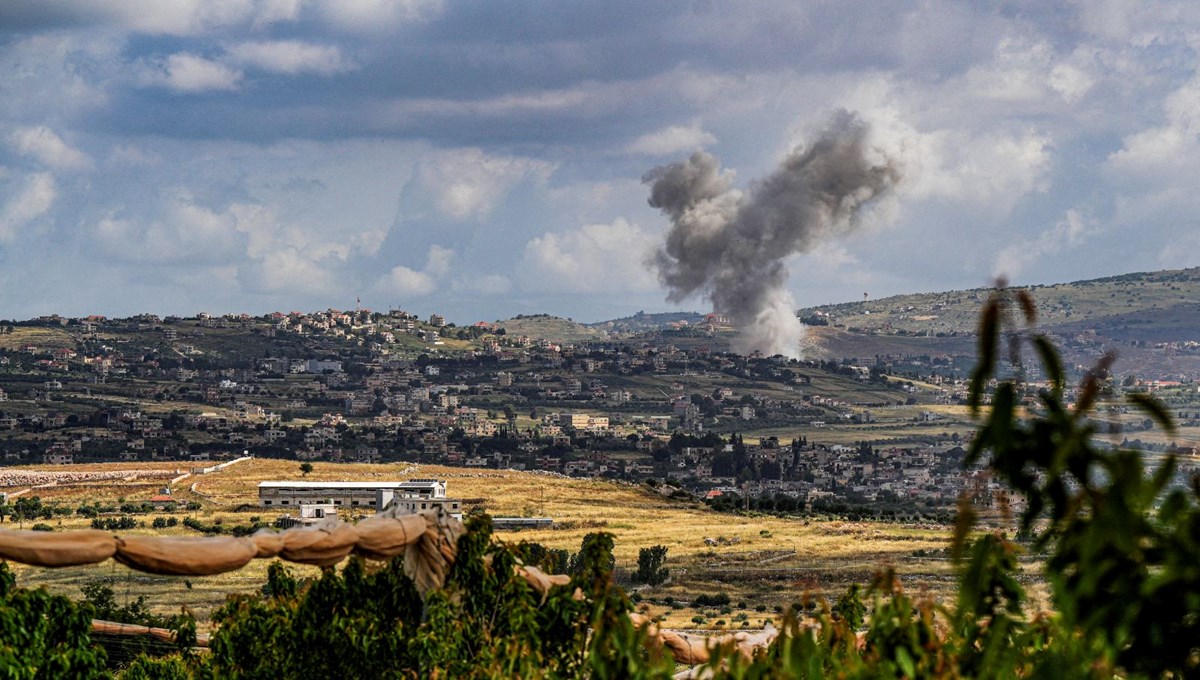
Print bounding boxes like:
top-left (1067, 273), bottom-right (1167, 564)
top-left (90, 515), bottom-right (137, 531)
top-left (0, 563), bottom-right (107, 676)
top-left (692, 592), bottom-right (731, 607)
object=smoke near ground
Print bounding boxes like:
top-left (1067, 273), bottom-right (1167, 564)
top-left (645, 111), bottom-right (902, 358)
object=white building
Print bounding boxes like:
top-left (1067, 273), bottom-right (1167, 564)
top-left (257, 478), bottom-right (461, 517)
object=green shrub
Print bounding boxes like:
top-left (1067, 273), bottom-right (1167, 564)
top-left (692, 592), bottom-right (730, 607)
top-left (0, 563), bottom-right (107, 676)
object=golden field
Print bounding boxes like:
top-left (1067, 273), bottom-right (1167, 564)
top-left (1, 459), bottom-right (974, 629)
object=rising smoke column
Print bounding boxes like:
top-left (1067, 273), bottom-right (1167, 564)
top-left (645, 111), bottom-right (901, 358)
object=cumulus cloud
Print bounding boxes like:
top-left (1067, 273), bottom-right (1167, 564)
top-left (380, 266), bottom-right (436, 296)
top-left (377, 244), bottom-right (456, 296)
top-left (10, 126), bottom-right (91, 170)
top-left (862, 106), bottom-right (1052, 215)
top-left (424, 244), bottom-right (454, 277)
top-left (142, 53), bottom-right (242, 93)
top-left (520, 219), bottom-right (659, 293)
top-left (225, 40), bottom-right (354, 75)
top-left (93, 195), bottom-right (245, 263)
top-left (248, 248), bottom-right (336, 295)
top-left (959, 38), bottom-right (1093, 106)
top-left (992, 209), bottom-right (1097, 279)
top-left (1108, 74), bottom-right (1200, 181)
top-left (0, 173), bottom-right (56, 241)
top-left (625, 122), bottom-right (717, 155)
top-left (1158, 228), bottom-right (1200, 269)
top-left (417, 149), bottom-right (554, 221)
top-left (0, 35), bottom-right (116, 122)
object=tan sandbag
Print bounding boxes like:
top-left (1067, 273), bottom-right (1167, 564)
top-left (114, 535), bottom-right (257, 576)
top-left (659, 630), bottom-right (712, 665)
top-left (92, 619), bottom-right (211, 647)
top-left (353, 514), bottom-right (426, 560)
top-left (279, 521), bottom-right (359, 567)
top-left (629, 612), bottom-right (657, 634)
top-left (657, 623), bottom-right (779, 666)
top-left (403, 511), bottom-right (464, 595)
top-left (726, 623), bottom-right (778, 659)
top-left (0, 529), bottom-right (116, 567)
top-left (518, 565), bottom-right (571, 600)
top-left (250, 529), bottom-right (285, 559)
top-left (630, 613), bottom-right (712, 665)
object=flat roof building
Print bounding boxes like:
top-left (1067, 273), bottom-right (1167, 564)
top-left (257, 478), bottom-right (461, 517)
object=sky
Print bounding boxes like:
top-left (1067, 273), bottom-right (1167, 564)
top-left (1, 1), bottom-right (1199, 324)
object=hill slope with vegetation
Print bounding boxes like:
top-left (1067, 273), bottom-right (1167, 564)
top-left (799, 266), bottom-right (1200, 377)
top-left (800, 266), bottom-right (1200, 337)
top-left (493, 314), bottom-right (608, 343)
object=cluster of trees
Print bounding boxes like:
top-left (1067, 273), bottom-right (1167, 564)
top-left (0, 496), bottom-right (70, 523)
top-left (90, 516), bottom-right (138, 531)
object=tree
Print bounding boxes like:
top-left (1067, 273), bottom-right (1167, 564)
top-left (299, 462), bottom-right (313, 477)
top-left (634, 545), bottom-right (670, 586)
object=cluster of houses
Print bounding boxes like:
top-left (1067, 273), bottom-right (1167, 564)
top-left (5, 307), bottom-right (1195, 512)
top-left (680, 441), bottom-right (981, 507)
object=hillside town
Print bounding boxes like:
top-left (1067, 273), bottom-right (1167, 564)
top-left (0, 307), bottom-right (1196, 513)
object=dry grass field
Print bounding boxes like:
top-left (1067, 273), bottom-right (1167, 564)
top-left (0, 327), bottom-right (78, 351)
top-left (2, 459), bottom-right (973, 629)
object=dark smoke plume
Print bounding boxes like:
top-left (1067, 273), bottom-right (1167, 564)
top-left (645, 111), bottom-right (901, 357)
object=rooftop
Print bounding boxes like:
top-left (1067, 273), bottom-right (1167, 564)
top-left (257, 480), bottom-right (443, 489)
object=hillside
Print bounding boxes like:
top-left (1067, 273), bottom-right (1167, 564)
top-left (800, 266), bottom-right (1200, 337)
top-left (493, 314), bottom-right (608, 343)
top-left (587, 310), bottom-right (708, 333)
top-left (799, 266), bottom-right (1200, 377)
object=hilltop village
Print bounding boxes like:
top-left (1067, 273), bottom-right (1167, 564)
top-left (0, 306), bottom-right (1195, 513)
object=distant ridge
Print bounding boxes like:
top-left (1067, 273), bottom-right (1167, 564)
top-left (586, 310), bottom-right (707, 333)
top-left (798, 266), bottom-right (1200, 339)
top-left (791, 266), bottom-right (1200, 377)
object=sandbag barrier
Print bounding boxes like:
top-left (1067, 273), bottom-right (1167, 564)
top-left (0, 507), bottom-right (462, 594)
top-left (1, 509), bottom-right (778, 668)
top-left (91, 619), bottom-right (211, 648)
